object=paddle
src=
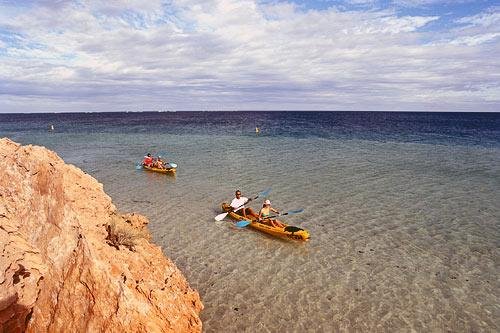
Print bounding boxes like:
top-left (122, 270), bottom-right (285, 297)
top-left (156, 152), bottom-right (177, 168)
top-left (214, 188), bottom-right (271, 221)
top-left (234, 208), bottom-right (304, 228)
top-left (265, 208), bottom-right (304, 220)
top-left (235, 220), bottom-right (252, 228)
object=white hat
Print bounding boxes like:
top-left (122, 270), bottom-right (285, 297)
top-left (264, 199), bottom-right (271, 205)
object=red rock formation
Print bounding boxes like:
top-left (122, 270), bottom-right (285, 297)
top-left (0, 138), bottom-right (203, 332)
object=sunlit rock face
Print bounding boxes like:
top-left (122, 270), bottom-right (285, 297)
top-left (0, 138), bottom-right (203, 333)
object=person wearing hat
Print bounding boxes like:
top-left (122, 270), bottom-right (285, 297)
top-left (258, 200), bottom-right (285, 228)
top-left (155, 155), bottom-right (166, 169)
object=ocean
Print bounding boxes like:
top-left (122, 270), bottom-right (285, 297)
top-left (1, 111), bottom-right (499, 332)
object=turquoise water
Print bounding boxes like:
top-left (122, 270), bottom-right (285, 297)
top-left (1, 112), bottom-right (499, 331)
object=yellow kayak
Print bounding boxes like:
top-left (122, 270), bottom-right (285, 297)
top-left (142, 164), bottom-right (176, 174)
top-left (221, 203), bottom-right (309, 241)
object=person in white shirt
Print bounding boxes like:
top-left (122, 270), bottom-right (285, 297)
top-left (230, 190), bottom-right (257, 220)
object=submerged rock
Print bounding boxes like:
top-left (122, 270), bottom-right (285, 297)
top-left (0, 138), bottom-right (203, 332)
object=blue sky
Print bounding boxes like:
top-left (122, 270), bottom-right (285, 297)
top-left (0, 0), bottom-right (499, 112)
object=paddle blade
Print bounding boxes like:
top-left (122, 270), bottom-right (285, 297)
top-left (135, 162), bottom-right (143, 170)
top-left (235, 220), bottom-right (251, 228)
top-left (283, 209), bottom-right (304, 216)
top-left (168, 162), bottom-right (178, 168)
top-left (215, 212), bottom-right (229, 221)
top-left (257, 187), bottom-right (272, 199)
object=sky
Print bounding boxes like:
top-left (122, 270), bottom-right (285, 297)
top-left (0, 0), bottom-right (499, 112)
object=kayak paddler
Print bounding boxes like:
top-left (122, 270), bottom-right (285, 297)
top-left (230, 190), bottom-right (257, 220)
top-left (258, 199), bottom-right (285, 228)
top-left (142, 153), bottom-right (153, 167)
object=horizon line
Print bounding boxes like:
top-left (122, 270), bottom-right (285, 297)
top-left (1, 110), bottom-right (499, 115)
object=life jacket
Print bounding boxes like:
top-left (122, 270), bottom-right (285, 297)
top-left (143, 156), bottom-right (153, 166)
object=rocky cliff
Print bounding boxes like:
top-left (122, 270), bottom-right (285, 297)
top-left (0, 138), bottom-right (203, 332)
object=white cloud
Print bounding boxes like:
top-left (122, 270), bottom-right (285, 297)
top-left (392, 0), bottom-right (475, 7)
top-left (442, 10), bottom-right (500, 46)
top-left (450, 32), bottom-right (500, 46)
top-left (0, 0), bottom-right (498, 112)
top-left (456, 10), bottom-right (500, 28)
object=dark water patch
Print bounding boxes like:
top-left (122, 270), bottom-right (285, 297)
top-left (1, 111), bottom-right (499, 147)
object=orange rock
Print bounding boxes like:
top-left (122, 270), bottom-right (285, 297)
top-left (0, 138), bottom-right (203, 332)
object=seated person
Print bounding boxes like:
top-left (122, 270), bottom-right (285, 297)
top-left (258, 200), bottom-right (285, 228)
top-left (230, 190), bottom-right (257, 220)
top-left (142, 153), bottom-right (153, 167)
top-left (156, 157), bottom-right (165, 169)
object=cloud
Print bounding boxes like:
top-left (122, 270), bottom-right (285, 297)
top-left (456, 10), bottom-right (500, 28)
top-left (444, 9), bottom-right (500, 46)
top-left (391, 0), bottom-right (476, 7)
top-left (449, 32), bottom-right (500, 46)
top-left (0, 0), bottom-right (498, 112)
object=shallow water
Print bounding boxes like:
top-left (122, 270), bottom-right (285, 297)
top-left (1, 111), bottom-right (499, 332)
